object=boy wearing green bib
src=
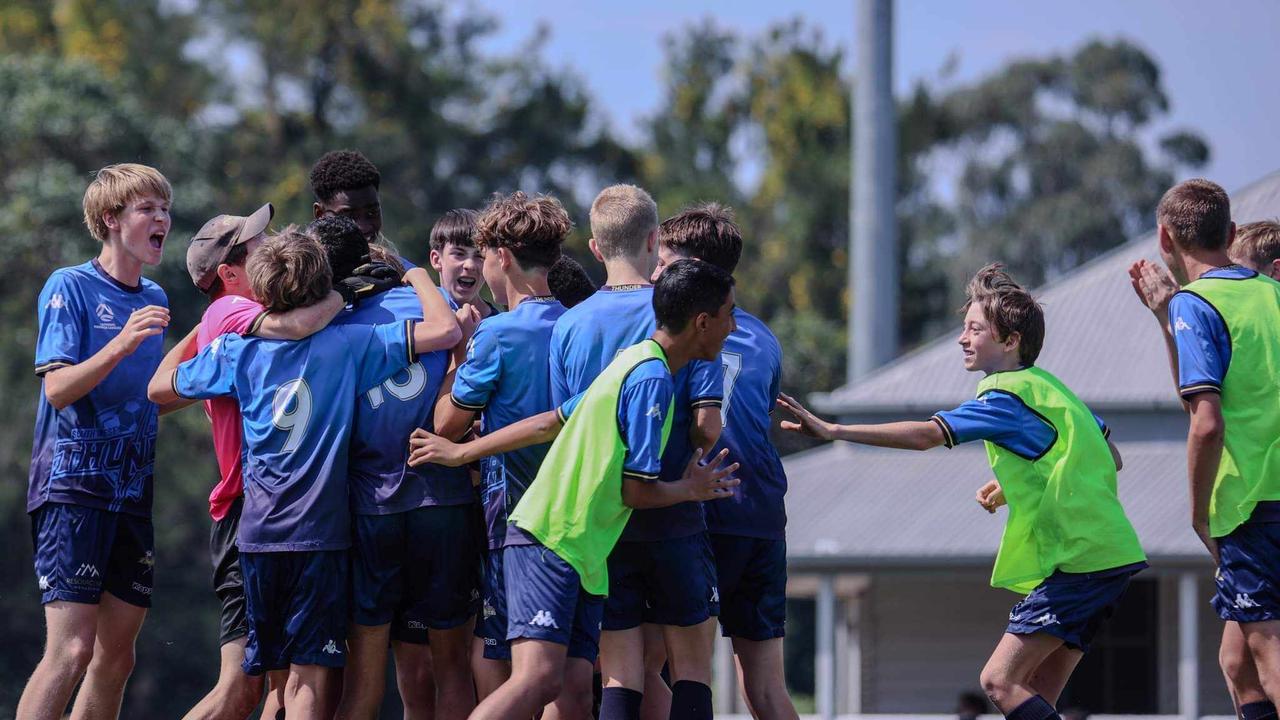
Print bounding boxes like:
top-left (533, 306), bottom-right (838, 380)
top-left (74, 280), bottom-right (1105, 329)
top-left (778, 265), bottom-right (1146, 720)
top-left (407, 259), bottom-right (740, 720)
top-left (1130, 180), bottom-right (1280, 720)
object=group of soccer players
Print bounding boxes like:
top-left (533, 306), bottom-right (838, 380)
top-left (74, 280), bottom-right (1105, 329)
top-left (18, 146), bottom-right (1280, 720)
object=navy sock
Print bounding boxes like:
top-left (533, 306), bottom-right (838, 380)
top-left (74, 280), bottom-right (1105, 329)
top-left (1242, 700), bottom-right (1279, 720)
top-left (600, 686), bottom-right (643, 720)
top-left (1006, 694), bottom-right (1060, 720)
top-left (669, 680), bottom-right (713, 720)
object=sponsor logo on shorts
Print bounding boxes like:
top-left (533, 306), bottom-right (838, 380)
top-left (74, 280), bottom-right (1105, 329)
top-left (1235, 593), bottom-right (1262, 610)
top-left (528, 610), bottom-right (559, 629)
top-left (75, 564), bottom-right (100, 578)
top-left (406, 620), bottom-right (428, 630)
top-left (322, 639), bottom-right (342, 655)
top-left (131, 582), bottom-right (152, 597)
top-left (484, 637), bottom-right (497, 646)
top-left (138, 551), bottom-right (155, 574)
top-left (482, 599), bottom-right (496, 619)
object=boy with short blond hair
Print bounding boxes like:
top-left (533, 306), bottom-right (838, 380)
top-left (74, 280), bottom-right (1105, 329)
top-left (779, 264), bottom-right (1146, 720)
top-left (20, 163), bottom-right (175, 720)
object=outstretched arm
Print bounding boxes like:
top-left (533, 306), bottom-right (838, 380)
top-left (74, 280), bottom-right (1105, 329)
top-left (403, 267), bottom-right (463, 353)
top-left (252, 291), bottom-right (344, 340)
top-left (622, 448), bottom-right (740, 509)
top-left (147, 324), bottom-right (200, 413)
top-left (409, 409), bottom-right (564, 467)
top-left (776, 393), bottom-right (946, 451)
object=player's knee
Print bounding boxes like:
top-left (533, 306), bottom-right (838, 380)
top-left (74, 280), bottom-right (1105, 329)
top-left (1220, 644), bottom-right (1250, 687)
top-left (55, 635), bottom-right (95, 676)
top-left (979, 666), bottom-right (1013, 706)
top-left (226, 674), bottom-right (265, 719)
top-left (92, 643), bottom-right (136, 683)
top-left (517, 667), bottom-right (563, 707)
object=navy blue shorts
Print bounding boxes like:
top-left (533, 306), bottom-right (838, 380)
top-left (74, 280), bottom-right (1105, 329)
top-left (30, 502), bottom-right (154, 608)
top-left (1006, 563), bottom-right (1145, 652)
top-left (241, 550), bottom-right (349, 674)
top-left (504, 543), bottom-right (603, 662)
top-left (604, 532), bottom-right (719, 631)
top-left (710, 534), bottom-right (786, 641)
top-left (475, 549), bottom-right (510, 661)
top-left (1213, 522), bottom-right (1280, 623)
top-left (351, 505), bottom-right (481, 643)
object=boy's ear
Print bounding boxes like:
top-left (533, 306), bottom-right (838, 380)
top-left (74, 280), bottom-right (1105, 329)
top-left (1269, 258), bottom-right (1280, 281)
top-left (102, 209), bottom-right (121, 231)
top-left (498, 247), bottom-right (514, 270)
top-left (1157, 223), bottom-right (1175, 255)
top-left (646, 229), bottom-right (657, 254)
top-left (1003, 330), bottom-right (1022, 353)
top-left (217, 262), bottom-right (241, 286)
top-left (429, 248), bottom-right (443, 271)
top-left (312, 202), bottom-right (324, 220)
top-left (588, 238), bottom-right (605, 263)
top-left (1224, 221), bottom-right (1237, 250)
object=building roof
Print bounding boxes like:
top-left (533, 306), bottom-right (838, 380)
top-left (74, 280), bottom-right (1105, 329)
top-left (784, 439), bottom-right (1209, 569)
top-left (812, 170), bottom-right (1280, 415)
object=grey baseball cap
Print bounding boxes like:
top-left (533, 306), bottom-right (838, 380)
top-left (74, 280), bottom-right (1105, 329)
top-left (186, 203), bottom-right (274, 291)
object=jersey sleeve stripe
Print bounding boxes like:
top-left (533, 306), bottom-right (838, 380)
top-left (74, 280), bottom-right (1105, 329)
top-left (34, 359), bottom-right (74, 376)
top-left (170, 369), bottom-right (189, 400)
top-left (555, 406), bottom-right (568, 425)
top-left (449, 393), bottom-right (485, 411)
top-left (246, 311), bottom-right (269, 336)
top-left (622, 470), bottom-right (660, 482)
top-left (405, 320), bottom-right (418, 364)
top-left (930, 415), bottom-right (957, 449)
top-left (1178, 383), bottom-right (1222, 398)
top-left (690, 397), bottom-right (723, 409)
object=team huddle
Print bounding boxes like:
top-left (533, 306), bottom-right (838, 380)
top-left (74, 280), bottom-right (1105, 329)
top-left (18, 150), bottom-right (1280, 720)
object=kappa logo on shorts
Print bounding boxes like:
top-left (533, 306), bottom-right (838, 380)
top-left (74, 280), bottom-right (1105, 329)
top-left (38, 575), bottom-right (50, 591)
top-left (710, 586), bottom-right (720, 603)
top-left (322, 640), bottom-right (342, 655)
top-left (75, 564), bottom-right (100, 579)
top-left (528, 610), bottom-right (559, 629)
top-left (1235, 593), bottom-right (1262, 610)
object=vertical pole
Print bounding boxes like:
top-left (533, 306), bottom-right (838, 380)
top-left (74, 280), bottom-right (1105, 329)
top-left (1179, 572), bottom-right (1199, 720)
top-left (850, 0), bottom-right (898, 382)
top-left (845, 589), bottom-right (863, 713)
top-left (817, 574), bottom-right (837, 720)
top-left (714, 633), bottom-right (736, 714)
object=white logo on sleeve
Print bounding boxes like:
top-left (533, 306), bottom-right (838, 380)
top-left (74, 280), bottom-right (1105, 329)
top-left (529, 610), bottom-right (560, 629)
top-left (1174, 316), bottom-right (1191, 333)
top-left (46, 294), bottom-right (66, 310)
top-left (322, 639), bottom-right (342, 655)
top-left (1235, 593), bottom-right (1262, 610)
top-left (645, 404), bottom-right (663, 419)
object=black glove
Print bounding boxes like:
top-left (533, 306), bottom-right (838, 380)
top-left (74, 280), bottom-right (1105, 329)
top-left (336, 261), bottom-right (403, 306)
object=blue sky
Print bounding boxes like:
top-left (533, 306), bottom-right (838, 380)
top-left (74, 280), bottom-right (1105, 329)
top-left (483, 0), bottom-right (1279, 194)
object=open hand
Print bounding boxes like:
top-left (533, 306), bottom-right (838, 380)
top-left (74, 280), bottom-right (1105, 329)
top-left (1127, 259), bottom-right (1179, 317)
top-left (408, 427), bottom-right (467, 467)
top-left (975, 479), bottom-right (1005, 513)
top-left (111, 305), bottom-right (170, 355)
top-left (678, 448), bottom-right (741, 502)
top-left (776, 393), bottom-right (835, 441)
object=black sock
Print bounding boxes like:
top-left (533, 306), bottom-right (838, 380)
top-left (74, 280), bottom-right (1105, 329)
top-left (669, 680), bottom-right (713, 720)
top-left (1242, 700), bottom-right (1279, 720)
top-left (1006, 695), bottom-right (1060, 720)
top-left (600, 686), bottom-right (643, 720)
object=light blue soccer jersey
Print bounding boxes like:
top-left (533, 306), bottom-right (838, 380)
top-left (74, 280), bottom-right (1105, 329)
top-left (1168, 266), bottom-right (1254, 398)
top-left (29, 260), bottom-right (168, 517)
top-left (332, 287), bottom-right (470, 514)
top-left (450, 297), bottom-right (566, 548)
top-left (548, 285), bottom-right (723, 542)
top-left (175, 321), bottom-right (415, 551)
top-left (704, 308), bottom-right (789, 539)
top-left (933, 388), bottom-right (1109, 459)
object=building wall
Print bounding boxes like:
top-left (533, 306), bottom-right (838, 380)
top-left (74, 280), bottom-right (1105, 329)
top-left (856, 572), bottom-right (1231, 714)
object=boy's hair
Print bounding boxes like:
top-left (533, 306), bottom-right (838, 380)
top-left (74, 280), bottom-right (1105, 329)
top-left (654, 259), bottom-right (734, 334)
top-left (310, 150), bottom-right (381, 202)
top-left (659, 203), bottom-right (743, 274)
top-left (963, 263), bottom-right (1045, 367)
top-left (429, 209), bottom-right (479, 252)
top-left (1231, 220), bottom-right (1280, 270)
top-left (203, 243), bottom-right (250, 299)
top-left (249, 228), bottom-right (333, 313)
top-left (83, 163), bottom-right (173, 242)
top-left (307, 214), bottom-right (369, 281)
top-left (474, 191), bottom-right (571, 271)
top-left (366, 243), bottom-right (407, 276)
top-left (589, 184), bottom-right (658, 259)
top-left (548, 255), bottom-right (597, 308)
top-left (1156, 178), bottom-right (1232, 251)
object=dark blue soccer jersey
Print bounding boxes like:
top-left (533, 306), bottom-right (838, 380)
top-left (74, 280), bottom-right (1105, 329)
top-left (175, 321), bottom-right (415, 551)
top-left (933, 388), bottom-right (1108, 459)
top-left (1168, 266), bottom-right (1254, 399)
top-left (557, 356), bottom-right (674, 481)
top-left (29, 260), bottom-right (168, 517)
top-left (332, 287), bottom-right (470, 514)
top-left (704, 309), bottom-right (788, 539)
top-left (450, 297), bottom-right (566, 548)
top-left (548, 285), bottom-right (723, 541)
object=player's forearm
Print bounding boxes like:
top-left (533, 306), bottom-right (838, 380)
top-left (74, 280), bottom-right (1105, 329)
top-left (691, 406), bottom-right (722, 453)
top-left (405, 268), bottom-right (462, 353)
top-left (622, 477), bottom-right (691, 509)
top-left (1187, 411), bottom-right (1224, 532)
top-left (829, 420), bottom-right (946, 451)
top-left (434, 392), bottom-right (476, 442)
top-left (254, 291), bottom-right (343, 340)
top-left (457, 410), bottom-right (562, 464)
top-left (43, 341), bottom-right (131, 410)
top-left (147, 326), bottom-right (199, 408)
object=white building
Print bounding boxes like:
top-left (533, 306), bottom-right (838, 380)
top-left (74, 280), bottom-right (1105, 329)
top-left (774, 171), bottom-right (1280, 719)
